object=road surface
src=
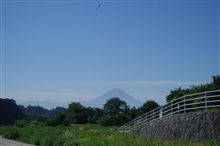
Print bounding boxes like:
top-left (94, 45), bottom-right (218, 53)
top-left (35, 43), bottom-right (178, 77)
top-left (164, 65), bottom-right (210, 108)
top-left (0, 136), bottom-right (34, 146)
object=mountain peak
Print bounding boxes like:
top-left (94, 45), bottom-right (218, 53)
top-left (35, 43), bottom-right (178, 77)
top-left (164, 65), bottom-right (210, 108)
top-left (103, 88), bottom-right (126, 97)
top-left (83, 89), bottom-right (142, 108)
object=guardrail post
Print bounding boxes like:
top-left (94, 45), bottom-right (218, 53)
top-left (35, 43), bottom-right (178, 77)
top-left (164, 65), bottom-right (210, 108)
top-left (177, 103), bottom-right (179, 114)
top-left (184, 96), bottom-right (186, 114)
top-left (152, 110), bottom-right (154, 120)
top-left (171, 101), bottom-right (173, 115)
top-left (133, 121), bottom-right (135, 131)
top-left (129, 122), bottom-right (132, 132)
top-left (205, 91), bottom-right (207, 112)
top-left (146, 114), bottom-right (148, 123)
top-left (159, 108), bottom-right (162, 119)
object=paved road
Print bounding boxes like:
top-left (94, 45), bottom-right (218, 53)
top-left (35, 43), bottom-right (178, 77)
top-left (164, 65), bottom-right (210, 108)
top-left (0, 136), bottom-right (34, 146)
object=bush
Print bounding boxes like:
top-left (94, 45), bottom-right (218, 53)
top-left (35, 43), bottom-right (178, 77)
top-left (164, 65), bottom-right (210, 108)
top-left (53, 137), bottom-right (65, 146)
top-left (99, 115), bottom-right (115, 126)
top-left (87, 116), bottom-right (98, 124)
top-left (63, 139), bottom-right (80, 146)
top-left (40, 136), bottom-right (55, 146)
top-left (15, 120), bottom-right (28, 128)
top-left (3, 129), bottom-right (20, 139)
top-left (100, 113), bottom-right (130, 126)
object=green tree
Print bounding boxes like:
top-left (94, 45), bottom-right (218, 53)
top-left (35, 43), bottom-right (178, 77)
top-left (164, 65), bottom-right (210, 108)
top-left (101, 97), bottom-right (130, 126)
top-left (166, 75), bottom-right (220, 102)
top-left (127, 107), bottom-right (138, 120)
top-left (66, 102), bottom-right (88, 124)
top-left (138, 100), bottom-right (159, 115)
top-left (166, 87), bottom-right (189, 102)
top-left (104, 97), bottom-right (129, 114)
top-left (86, 107), bottom-right (104, 124)
top-left (212, 75), bottom-right (220, 89)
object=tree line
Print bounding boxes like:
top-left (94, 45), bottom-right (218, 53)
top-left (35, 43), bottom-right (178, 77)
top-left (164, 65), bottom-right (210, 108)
top-left (46, 98), bottom-right (159, 126)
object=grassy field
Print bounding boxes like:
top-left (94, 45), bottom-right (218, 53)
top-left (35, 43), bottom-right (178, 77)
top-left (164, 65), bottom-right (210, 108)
top-left (0, 124), bottom-right (219, 146)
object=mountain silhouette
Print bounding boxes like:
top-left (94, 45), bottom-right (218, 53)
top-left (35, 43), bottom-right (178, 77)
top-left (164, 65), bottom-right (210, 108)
top-left (83, 89), bottom-right (142, 108)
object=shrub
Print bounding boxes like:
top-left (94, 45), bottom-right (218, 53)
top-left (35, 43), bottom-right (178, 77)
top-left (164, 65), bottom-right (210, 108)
top-left (15, 120), bottom-right (28, 128)
top-left (3, 129), bottom-right (20, 139)
top-left (40, 136), bottom-right (55, 146)
top-left (53, 137), bottom-right (65, 146)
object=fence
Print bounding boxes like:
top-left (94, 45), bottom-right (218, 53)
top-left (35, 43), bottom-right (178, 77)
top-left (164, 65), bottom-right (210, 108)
top-left (119, 90), bottom-right (220, 133)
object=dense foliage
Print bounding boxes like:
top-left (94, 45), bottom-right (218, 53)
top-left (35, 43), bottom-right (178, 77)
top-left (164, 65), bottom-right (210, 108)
top-left (100, 98), bottom-right (130, 126)
top-left (138, 100), bottom-right (160, 115)
top-left (104, 97), bottom-right (129, 114)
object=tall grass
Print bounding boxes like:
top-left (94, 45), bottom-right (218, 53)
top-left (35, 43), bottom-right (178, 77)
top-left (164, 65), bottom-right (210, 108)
top-left (0, 124), bottom-right (219, 146)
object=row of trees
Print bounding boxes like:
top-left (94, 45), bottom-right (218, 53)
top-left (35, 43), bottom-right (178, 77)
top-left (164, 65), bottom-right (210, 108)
top-left (47, 98), bottom-right (159, 126)
top-left (0, 95), bottom-right (159, 126)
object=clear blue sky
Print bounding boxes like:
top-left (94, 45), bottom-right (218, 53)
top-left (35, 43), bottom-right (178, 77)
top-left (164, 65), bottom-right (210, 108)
top-left (1, 0), bottom-right (219, 105)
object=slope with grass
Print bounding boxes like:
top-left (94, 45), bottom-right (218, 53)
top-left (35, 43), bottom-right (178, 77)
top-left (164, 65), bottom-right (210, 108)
top-left (0, 124), bottom-right (219, 146)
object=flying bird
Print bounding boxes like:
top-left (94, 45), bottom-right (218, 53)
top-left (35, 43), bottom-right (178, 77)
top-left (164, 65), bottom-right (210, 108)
top-left (96, 1), bottom-right (103, 10)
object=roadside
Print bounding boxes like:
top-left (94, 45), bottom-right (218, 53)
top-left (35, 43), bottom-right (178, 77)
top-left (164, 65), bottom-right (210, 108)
top-left (0, 136), bottom-right (34, 146)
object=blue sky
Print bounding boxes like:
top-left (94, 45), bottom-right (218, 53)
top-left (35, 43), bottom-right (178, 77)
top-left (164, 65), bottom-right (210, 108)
top-left (0, 0), bottom-right (219, 105)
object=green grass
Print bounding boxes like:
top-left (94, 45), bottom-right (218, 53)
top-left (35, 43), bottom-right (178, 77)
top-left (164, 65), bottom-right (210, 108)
top-left (0, 124), bottom-right (219, 146)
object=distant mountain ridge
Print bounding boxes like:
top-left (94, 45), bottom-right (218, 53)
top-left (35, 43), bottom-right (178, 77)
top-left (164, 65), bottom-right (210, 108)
top-left (19, 105), bottom-right (66, 118)
top-left (20, 89), bottom-right (142, 109)
top-left (20, 101), bottom-right (68, 110)
top-left (83, 89), bottom-right (142, 108)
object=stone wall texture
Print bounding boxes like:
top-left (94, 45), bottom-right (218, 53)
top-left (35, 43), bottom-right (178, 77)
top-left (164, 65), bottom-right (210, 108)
top-left (139, 111), bottom-right (220, 141)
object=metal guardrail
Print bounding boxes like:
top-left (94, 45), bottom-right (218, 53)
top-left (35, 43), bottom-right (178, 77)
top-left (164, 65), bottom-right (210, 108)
top-left (119, 90), bottom-right (220, 133)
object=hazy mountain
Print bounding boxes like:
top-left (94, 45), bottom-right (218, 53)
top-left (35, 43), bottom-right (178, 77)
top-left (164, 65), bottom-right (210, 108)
top-left (20, 89), bottom-right (142, 109)
top-left (20, 101), bottom-right (68, 110)
top-left (83, 89), bottom-right (142, 108)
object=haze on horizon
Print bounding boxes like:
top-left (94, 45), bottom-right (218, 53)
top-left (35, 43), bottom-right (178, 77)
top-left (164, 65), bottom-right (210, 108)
top-left (0, 0), bottom-right (219, 106)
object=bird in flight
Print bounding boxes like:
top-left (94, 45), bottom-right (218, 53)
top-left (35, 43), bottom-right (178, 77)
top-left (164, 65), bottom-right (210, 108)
top-left (96, 1), bottom-right (103, 10)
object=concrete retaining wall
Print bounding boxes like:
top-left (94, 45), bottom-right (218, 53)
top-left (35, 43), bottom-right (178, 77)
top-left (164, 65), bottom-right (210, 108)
top-left (139, 111), bottom-right (220, 141)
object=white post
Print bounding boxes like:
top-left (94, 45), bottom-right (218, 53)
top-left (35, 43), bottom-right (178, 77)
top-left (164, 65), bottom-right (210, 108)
top-left (159, 108), bottom-right (162, 119)
top-left (205, 91), bottom-right (207, 112)
top-left (171, 101), bottom-right (173, 115)
top-left (184, 96), bottom-right (186, 114)
top-left (177, 103), bottom-right (180, 114)
top-left (133, 121), bottom-right (135, 131)
top-left (153, 110), bottom-right (155, 120)
top-left (146, 114), bottom-right (148, 123)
